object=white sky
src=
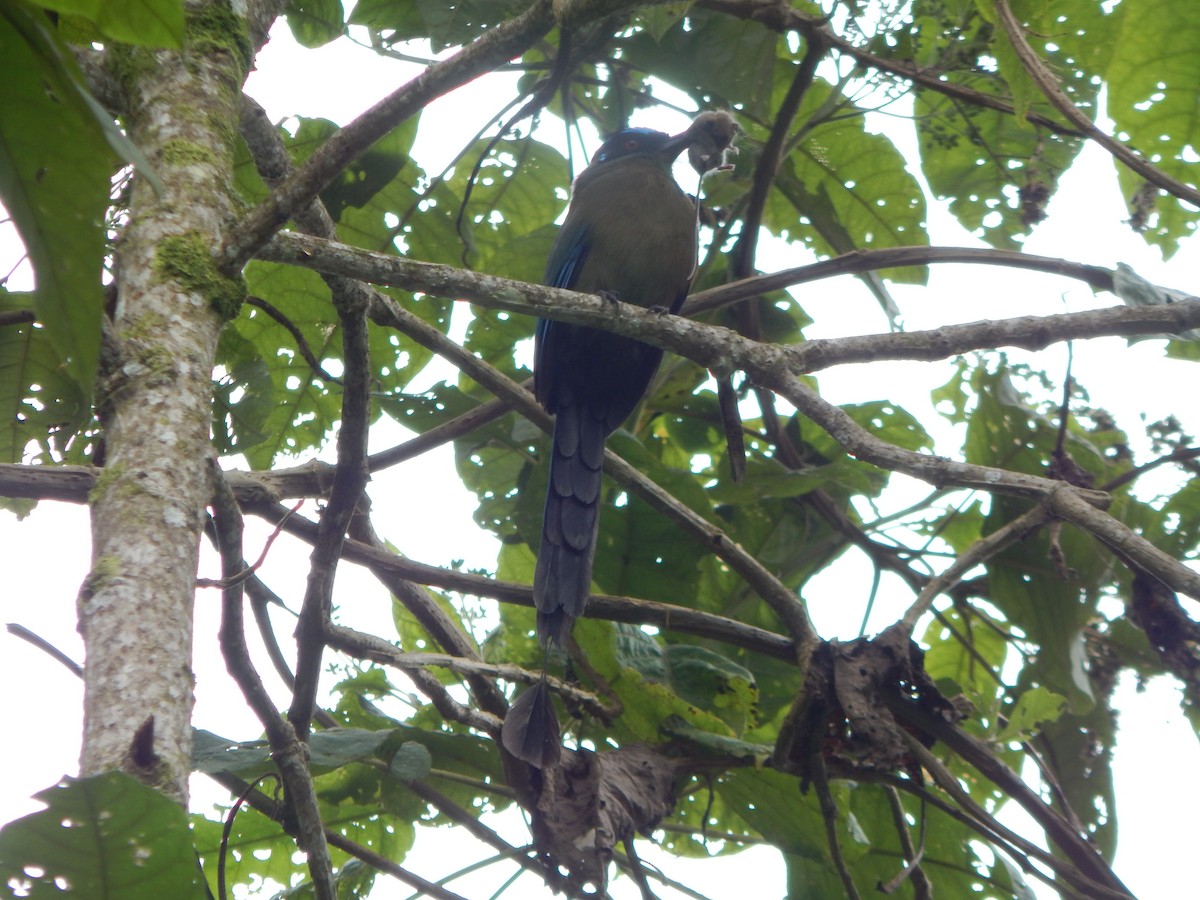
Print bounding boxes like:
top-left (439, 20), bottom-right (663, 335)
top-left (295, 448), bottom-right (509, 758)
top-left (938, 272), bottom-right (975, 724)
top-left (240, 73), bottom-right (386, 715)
top-left (3, 16), bottom-right (1199, 900)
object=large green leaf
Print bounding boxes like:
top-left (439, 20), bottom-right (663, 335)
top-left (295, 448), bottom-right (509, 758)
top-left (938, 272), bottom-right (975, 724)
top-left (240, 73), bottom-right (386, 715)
top-left (773, 84), bottom-right (930, 285)
top-left (26, 0), bottom-right (183, 45)
top-left (285, 0), bottom-right (345, 48)
top-left (0, 2), bottom-right (112, 392)
top-left (349, 0), bottom-right (529, 50)
top-left (0, 773), bottom-right (208, 900)
top-left (905, 0), bottom-right (1111, 247)
top-left (0, 290), bottom-right (91, 463)
top-left (1105, 0), bottom-right (1200, 257)
top-left (622, 9), bottom-right (779, 116)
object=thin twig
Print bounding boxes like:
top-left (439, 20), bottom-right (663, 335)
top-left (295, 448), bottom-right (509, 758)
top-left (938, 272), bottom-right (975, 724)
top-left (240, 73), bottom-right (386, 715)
top-left (325, 623), bottom-right (613, 720)
top-left (240, 497), bottom-right (798, 661)
top-left (197, 499), bottom-right (303, 589)
top-left (245, 297), bottom-right (343, 384)
top-left (1101, 445), bottom-right (1200, 493)
top-left (5, 624), bottom-right (83, 677)
top-left (286, 284), bottom-right (371, 741)
top-left (880, 785), bottom-right (931, 898)
top-left (900, 505), bottom-right (1053, 632)
top-left (809, 752), bottom-right (862, 900)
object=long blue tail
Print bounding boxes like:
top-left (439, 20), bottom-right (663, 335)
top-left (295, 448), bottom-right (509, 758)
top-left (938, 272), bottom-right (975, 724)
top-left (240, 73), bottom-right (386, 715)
top-left (533, 393), bottom-right (608, 647)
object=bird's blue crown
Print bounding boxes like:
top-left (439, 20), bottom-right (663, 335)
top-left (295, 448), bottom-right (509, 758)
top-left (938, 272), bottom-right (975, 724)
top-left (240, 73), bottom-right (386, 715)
top-left (591, 127), bottom-right (672, 164)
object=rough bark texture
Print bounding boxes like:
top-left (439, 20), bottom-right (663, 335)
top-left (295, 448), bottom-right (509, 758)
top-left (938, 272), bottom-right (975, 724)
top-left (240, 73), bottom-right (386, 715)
top-left (78, 2), bottom-right (249, 803)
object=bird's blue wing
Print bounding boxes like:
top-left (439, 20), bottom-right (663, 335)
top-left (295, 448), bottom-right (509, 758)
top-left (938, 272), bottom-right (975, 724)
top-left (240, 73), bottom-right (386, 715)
top-left (535, 224), bottom-right (590, 406)
top-left (544, 223), bottom-right (589, 289)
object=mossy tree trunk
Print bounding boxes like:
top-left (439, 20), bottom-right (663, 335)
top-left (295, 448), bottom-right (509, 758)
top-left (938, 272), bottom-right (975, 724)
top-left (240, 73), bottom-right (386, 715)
top-left (78, 1), bottom-right (250, 803)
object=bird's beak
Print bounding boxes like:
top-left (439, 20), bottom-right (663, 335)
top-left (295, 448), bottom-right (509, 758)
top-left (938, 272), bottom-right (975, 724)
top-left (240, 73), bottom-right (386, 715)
top-left (658, 129), bottom-right (696, 163)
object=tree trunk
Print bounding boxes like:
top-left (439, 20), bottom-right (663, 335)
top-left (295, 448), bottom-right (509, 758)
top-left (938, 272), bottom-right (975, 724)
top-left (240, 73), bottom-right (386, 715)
top-left (78, 3), bottom-right (248, 803)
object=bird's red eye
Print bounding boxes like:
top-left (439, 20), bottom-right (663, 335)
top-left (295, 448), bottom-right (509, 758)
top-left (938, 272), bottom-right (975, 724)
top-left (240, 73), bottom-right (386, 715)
top-left (624, 138), bottom-right (639, 150)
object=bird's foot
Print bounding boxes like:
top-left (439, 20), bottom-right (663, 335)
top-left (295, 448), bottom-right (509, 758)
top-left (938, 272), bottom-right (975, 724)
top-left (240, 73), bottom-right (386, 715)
top-left (597, 289), bottom-right (622, 305)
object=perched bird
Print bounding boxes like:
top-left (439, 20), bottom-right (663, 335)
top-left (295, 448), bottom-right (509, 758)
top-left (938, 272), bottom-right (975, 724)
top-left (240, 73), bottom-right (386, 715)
top-left (532, 127), bottom-right (700, 647)
top-left (503, 113), bottom-right (738, 768)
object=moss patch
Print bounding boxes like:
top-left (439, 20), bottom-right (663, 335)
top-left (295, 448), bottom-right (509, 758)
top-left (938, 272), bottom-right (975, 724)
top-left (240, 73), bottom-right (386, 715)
top-left (155, 231), bottom-right (245, 320)
top-left (88, 464), bottom-right (126, 505)
top-left (187, 2), bottom-right (253, 73)
top-left (160, 139), bottom-right (216, 167)
top-left (107, 43), bottom-right (158, 97)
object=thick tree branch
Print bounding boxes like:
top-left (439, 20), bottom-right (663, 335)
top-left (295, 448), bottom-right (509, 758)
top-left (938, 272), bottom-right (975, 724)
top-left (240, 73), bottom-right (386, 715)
top-left (1046, 488), bottom-right (1200, 600)
top-left (256, 232), bottom-right (1200, 366)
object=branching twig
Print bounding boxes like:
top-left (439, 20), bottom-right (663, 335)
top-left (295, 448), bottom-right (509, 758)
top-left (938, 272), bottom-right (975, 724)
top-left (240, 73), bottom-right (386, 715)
top-left (209, 468), bottom-right (336, 900)
top-left (222, 0), bottom-right (556, 269)
top-left (286, 281), bottom-right (372, 741)
top-left (325, 623), bottom-right (614, 721)
top-left (900, 505), bottom-right (1053, 632)
top-left (243, 497), bottom-right (799, 661)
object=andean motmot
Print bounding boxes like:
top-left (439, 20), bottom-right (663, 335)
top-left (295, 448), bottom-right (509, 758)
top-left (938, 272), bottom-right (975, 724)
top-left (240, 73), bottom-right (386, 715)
top-left (503, 112), bottom-right (738, 768)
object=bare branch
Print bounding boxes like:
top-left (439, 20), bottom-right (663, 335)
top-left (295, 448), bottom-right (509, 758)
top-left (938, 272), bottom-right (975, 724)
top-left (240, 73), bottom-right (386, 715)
top-left (210, 468), bottom-right (336, 899)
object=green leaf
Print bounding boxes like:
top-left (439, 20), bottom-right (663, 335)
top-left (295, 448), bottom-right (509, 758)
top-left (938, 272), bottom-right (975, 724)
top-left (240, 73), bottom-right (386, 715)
top-left (774, 85), bottom-right (929, 286)
top-left (0, 290), bottom-right (91, 463)
top-left (622, 9), bottom-right (778, 115)
top-left (0, 773), bottom-right (208, 899)
top-left (1106, 0), bottom-right (1200, 257)
top-left (388, 741), bottom-right (433, 780)
top-left (0, 2), bottom-right (114, 391)
top-left (285, 0), bottom-right (344, 48)
top-left (349, 0), bottom-right (528, 50)
top-left (923, 606), bottom-right (1009, 711)
top-left (998, 684), bottom-right (1067, 743)
top-left (618, 637), bottom-right (759, 734)
top-left (94, 0), bottom-right (184, 47)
